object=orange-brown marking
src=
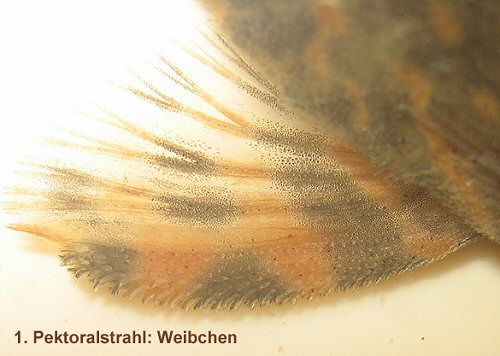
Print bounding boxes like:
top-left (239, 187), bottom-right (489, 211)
top-left (394, 66), bottom-right (431, 110)
top-left (304, 2), bottom-right (346, 74)
top-left (324, 137), bottom-right (456, 265)
top-left (323, 137), bottom-right (403, 207)
top-left (428, 0), bottom-right (464, 48)
top-left (7, 223), bottom-right (67, 243)
top-left (134, 247), bottom-right (213, 304)
top-left (394, 65), bottom-right (491, 239)
top-left (324, 140), bottom-right (447, 260)
top-left (398, 221), bottom-right (458, 260)
top-left (473, 90), bottom-right (499, 122)
top-left (345, 81), bottom-right (370, 130)
top-left (264, 236), bottom-right (333, 296)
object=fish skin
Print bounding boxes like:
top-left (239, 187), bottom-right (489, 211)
top-left (200, 0), bottom-right (500, 243)
top-left (5, 0), bottom-right (499, 310)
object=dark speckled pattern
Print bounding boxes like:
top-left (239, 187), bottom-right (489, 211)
top-left (6, 0), bottom-right (499, 310)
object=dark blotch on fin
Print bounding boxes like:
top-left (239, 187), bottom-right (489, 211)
top-left (187, 250), bottom-right (296, 310)
top-left (152, 188), bottom-right (239, 227)
top-left (60, 242), bottom-right (137, 294)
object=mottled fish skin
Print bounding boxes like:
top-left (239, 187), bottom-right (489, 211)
top-left (200, 0), bottom-right (500, 242)
top-left (5, 0), bottom-right (499, 310)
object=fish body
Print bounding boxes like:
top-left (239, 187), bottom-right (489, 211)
top-left (201, 0), bottom-right (500, 242)
top-left (4, 0), bottom-right (499, 310)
